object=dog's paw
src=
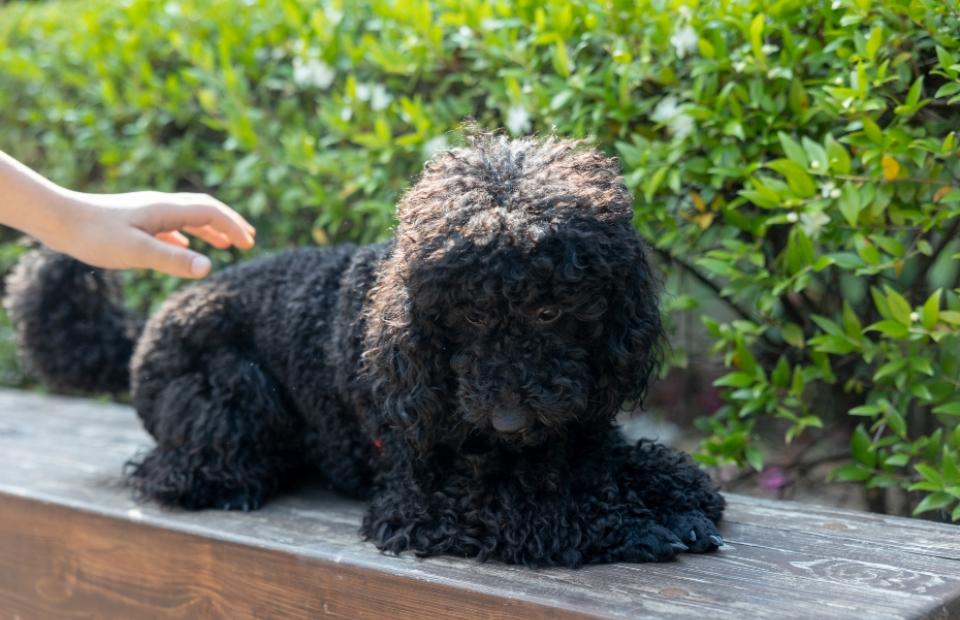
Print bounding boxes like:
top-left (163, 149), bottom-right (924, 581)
top-left (600, 520), bottom-right (688, 563)
top-left (220, 496), bottom-right (262, 512)
top-left (660, 510), bottom-right (723, 553)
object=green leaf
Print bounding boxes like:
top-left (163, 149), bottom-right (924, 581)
top-left (916, 463), bottom-right (944, 487)
top-left (885, 287), bottom-right (913, 327)
top-left (857, 241), bottom-right (880, 265)
top-left (885, 453), bottom-right (910, 467)
top-left (851, 424), bottom-right (875, 468)
top-left (865, 25), bottom-right (882, 60)
top-left (933, 401), bottom-right (960, 416)
top-left (943, 449), bottom-right (960, 485)
top-left (750, 14), bottom-right (766, 64)
top-left (745, 446), bottom-right (763, 472)
top-left (789, 79), bottom-right (809, 114)
top-left (826, 135), bottom-right (852, 175)
top-left (849, 404), bottom-right (881, 416)
top-left (871, 287), bottom-right (891, 320)
top-left (873, 358), bottom-right (906, 381)
top-left (937, 46), bottom-right (957, 73)
top-left (922, 289), bottom-right (941, 331)
top-left (767, 159), bottom-right (816, 198)
top-left (552, 41), bottom-right (572, 77)
top-left (833, 463), bottom-right (872, 482)
top-left (842, 301), bottom-right (862, 338)
top-left (714, 372), bottom-right (756, 388)
top-left (811, 315), bottom-right (844, 337)
top-left (862, 116), bottom-right (883, 143)
top-left (941, 311), bottom-right (960, 325)
top-left (802, 137), bottom-right (829, 172)
top-left (913, 492), bottom-right (952, 516)
top-left (840, 182), bottom-right (861, 226)
top-left (865, 320), bottom-right (908, 339)
top-left (886, 408), bottom-right (907, 439)
top-left (771, 356), bottom-right (790, 387)
top-left (906, 76), bottom-right (924, 107)
top-left (910, 357), bottom-right (934, 376)
top-left (735, 334), bottom-right (759, 376)
top-left (643, 167), bottom-right (668, 202)
top-left (778, 132), bottom-right (808, 167)
top-left (911, 383), bottom-right (934, 402)
top-left (936, 83), bottom-right (960, 98)
top-left (782, 323), bottom-right (805, 348)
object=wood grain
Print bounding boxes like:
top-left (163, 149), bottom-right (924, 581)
top-left (1, 389), bottom-right (959, 619)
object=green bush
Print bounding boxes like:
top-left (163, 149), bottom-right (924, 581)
top-left (1, 0), bottom-right (959, 520)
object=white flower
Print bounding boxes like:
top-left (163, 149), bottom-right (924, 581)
top-left (766, 66), bottom-right (793, 80)
top-left (340, 107), bottom-right (352, 122)
top-left (650, 96), bottom-right (694, 139)
top-left (786, 212), bottom-right (799, 223)
top-left (453, 26), bottom-right (474, 46)
top-left (910, 311), bottom-right (919, 322)
top-left (326, 8), bottom-right (343, 26)
top-left (506, 105), bottom-right (531, 135)
top-left (733, 60), bottom-right (748, 73)
top-left (370, 84), bottom-right (391, 111)
top-left (669, 114), bottom-right (694, 139)
top-left (651, 96), bottom-right (681, 123)
top-left (677, 5), bottom-right (693, 20)
top-left (356, 83), bottom-right (372, 101)
top-left (800, 211), bottom-right (830, 238)
top-left (831, 0), bottom-right (842, 8)
top-left (761, 44), bottom-right (779, 55)
top-left (670, 25), bottom-right (699, 59)
top-left (830, 188), bottom-right (842, 199)
top-left (820, 181), bottom-right (837, 198)
top-left (423, 136), bottom-right (450, 158)
top-left (292, 56), bottom-right (335, 89)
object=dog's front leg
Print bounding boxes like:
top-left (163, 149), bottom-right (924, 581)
top-left (361, 442), bottom-right (704, 567)
top-left (592, 436), bottom-right (726, 553)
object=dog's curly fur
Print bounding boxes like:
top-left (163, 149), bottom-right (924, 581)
top-left (4, 135), bottom-right (724, 566)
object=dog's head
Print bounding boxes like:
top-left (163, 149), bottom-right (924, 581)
top-left (363, 135), bottom-right (662, 451)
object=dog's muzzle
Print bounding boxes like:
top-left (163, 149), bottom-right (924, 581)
top-left (491, 409), bottom-right (532, 433)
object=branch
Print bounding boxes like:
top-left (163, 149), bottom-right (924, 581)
top-left (651, 246), bottom-right (781, 351)
top-left (651, 246), bottom-right (757, 322)
top-left (834, 174), bottom-right (956, 187)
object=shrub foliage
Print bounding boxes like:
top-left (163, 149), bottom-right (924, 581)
top-left (1, 0), bottom-right (959, 519)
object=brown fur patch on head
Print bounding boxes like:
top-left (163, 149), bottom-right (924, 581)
top-left (394, 134), bottom-right (633, 255)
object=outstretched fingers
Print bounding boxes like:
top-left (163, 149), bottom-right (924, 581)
top-left (134, 194), bottom-right (255, 250)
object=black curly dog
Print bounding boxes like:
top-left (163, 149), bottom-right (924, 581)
top-left (5, 135), bottom-right (724, 566)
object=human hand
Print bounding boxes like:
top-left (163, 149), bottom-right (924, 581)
top-left (41, 191), bottom-right (256, 279)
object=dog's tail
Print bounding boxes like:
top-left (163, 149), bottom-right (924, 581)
top-left (3, 248), bottom-right (144, 394)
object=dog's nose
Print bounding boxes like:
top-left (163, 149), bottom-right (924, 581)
top-left (491, 409), bottom-right (531, 433)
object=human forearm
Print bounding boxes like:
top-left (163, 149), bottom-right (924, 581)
top-left (0, 151), bottom-right (255, 278)
top-left (0, 150), bottom-right (74, 246)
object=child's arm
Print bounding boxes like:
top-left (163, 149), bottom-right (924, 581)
top-left (0, 151), bottom-right (255, 278)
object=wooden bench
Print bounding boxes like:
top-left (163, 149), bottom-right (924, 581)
top-left (1, 389), bottom-right (959, 619)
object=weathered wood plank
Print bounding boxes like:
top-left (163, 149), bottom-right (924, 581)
top-left (0, 494), bottom-right (595, 620)
top-left (1, 389), bottom-right (959, 619)
top-left (724, 496), bottom-right (960, 561)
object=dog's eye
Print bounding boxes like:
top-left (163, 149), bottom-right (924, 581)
top-left (464, 311), bottom-right (487, 327)
top-left (536, 307), bottom-right (562, 324)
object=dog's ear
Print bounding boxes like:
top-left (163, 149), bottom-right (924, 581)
top-left (593, 227), bottom-right (664, 417)
top-left (361, 254), bottom-right (447, 453)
